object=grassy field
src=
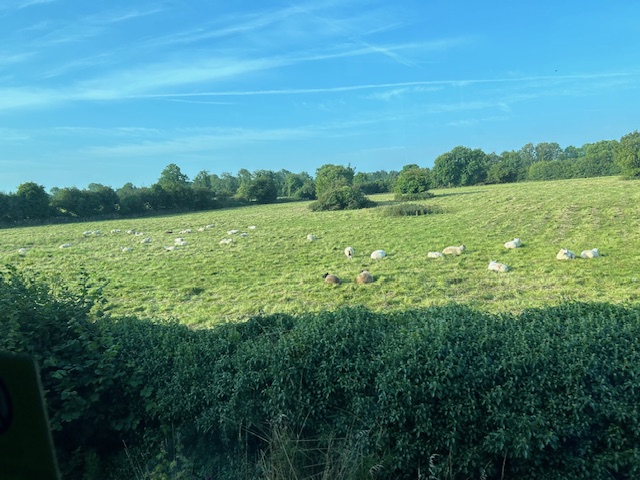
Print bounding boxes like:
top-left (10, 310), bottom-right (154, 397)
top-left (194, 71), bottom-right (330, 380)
top-left (1, 176), bottom-right (639, 325)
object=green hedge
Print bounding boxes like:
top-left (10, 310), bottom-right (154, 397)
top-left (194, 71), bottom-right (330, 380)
top-left (2, 266), bottom-right (640, 479)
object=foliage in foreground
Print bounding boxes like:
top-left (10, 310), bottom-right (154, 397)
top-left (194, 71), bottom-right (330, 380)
top-left (1, 267), bottom-right (640, 479)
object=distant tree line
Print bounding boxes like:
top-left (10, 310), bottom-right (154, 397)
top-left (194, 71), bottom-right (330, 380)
top-left (1, 131), bottom-right (638, 224)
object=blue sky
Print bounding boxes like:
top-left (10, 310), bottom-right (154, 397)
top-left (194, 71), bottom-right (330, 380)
top-left (1, 0), bottom-right (639, 193)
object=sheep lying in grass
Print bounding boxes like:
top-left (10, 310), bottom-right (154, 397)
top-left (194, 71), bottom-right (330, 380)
top-left (488, 260), bottom-right (509, 272)
top-left (17, 248), bottom-right (27, 255)
top-left (219, 238), bottom-right (233, 245)
top-left (59, 243), bottom-right (72, 249)
top-left (164, 246), bottom-right (176, 251)
top-left (227, 229), bottom-right (240, 235)
top-left (581, 248), bottom-right (600, 259)
top-left (556, 248), bottom-right (576, 260)
top-left (323, 273), bottom-right (341, 285)
top-left (427, 251), bottom-right (444, 259)
top-left (174, 238), bottom-right (188, 246)
top-left (344, 246), bottom-right (354, 259)
top-left (443, 245), bottom-right (465, 255)
top-left (140, 237), bottom-right (152, 244)
top-left (504, 238), bottom-right (522, 249)
top-left (356, 270), bottom-right (374, 284)
top-left (370, 250), bottom-right (386, 259)
top-left (307, 234), bottom-right (317, 242)
top-left (121, 247), bottom-right (133, 252)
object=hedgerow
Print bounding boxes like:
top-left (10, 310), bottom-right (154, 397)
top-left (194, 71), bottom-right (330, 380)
top-left (2, 267), bottom-right (640, 479)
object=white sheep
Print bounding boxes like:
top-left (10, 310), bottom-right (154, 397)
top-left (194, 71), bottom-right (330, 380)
top-left (344, 246), bottom-right (354, 260)
top-left (121, 247), bottom-right (133, 252)
top-left (227, 229), bottom-right (240, 235)
top-left (443, 245), bottom-right (466, 255)
top-left (164, 246), bottom-right (176, 251)
top-left (205, 224), bottom-right (215, 229)
top-left (17, 248), bottom-right (27, 255)
top-left (140, 237), bottom-right (152, 244)
top-left (219, 238), bottom-right (233, 245)
top-left (248, 225), bottom-right (256, 230)
top-left (179, 229), bottom-right (192, 234)
top-left (581, 248), bottom-right (600, 259)
top-left (488, 260), bottom-right (510, 272)
top-left (59, 243), bottom-right (72, 249)
top-left (83, 230), bottom-right (94, 237)
top-left (307, 234), bottom-right (317, 242)
top-left (111, 229), bottom-right (121, 233)
top-left (556, 248), bottom-right (576, 260)
top-left (174, 238), bottom-right (188, 246)
top-left (370, 250), bottom-right (386, 259)
top-left (504, 238), bottom-right (522, 249)
top-left (427, 251), bottom-right (444, 259)
top-left (197, 227), bottom-right (205, 232)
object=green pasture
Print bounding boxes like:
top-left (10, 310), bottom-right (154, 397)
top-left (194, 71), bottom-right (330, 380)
top-left (1, 176), bottom-right (638, 325)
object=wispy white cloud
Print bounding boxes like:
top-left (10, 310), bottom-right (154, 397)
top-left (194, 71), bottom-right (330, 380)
top-left (0, 70), bottom-right (634, 114)
top-left (0, 0), bottom-right (57, 11)
top-left (80, 127), bottom-right (318, 158)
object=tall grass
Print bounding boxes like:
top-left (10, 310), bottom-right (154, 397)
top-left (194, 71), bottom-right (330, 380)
top-left (0, 176), bottom-right (638, 324)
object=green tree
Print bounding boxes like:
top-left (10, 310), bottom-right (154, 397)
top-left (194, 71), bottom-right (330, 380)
top-left (156, 164), bottom-right (192, 209)
top-left (535, 142), bottom-right (562, 162)
top-left (50, 187), bottom-right (88, 217)
top-left (192, 170), bottom-right (213, 191)
top-left (616, 131), bottom-right (640, 178)
top-left (486, 151), bottom-right (521, 184)
top-left (87, 183), bottom-right (118, 214)
top-left (282, 172), bottom-right (316, 199)
top-left (393, 167), bottom-right (432, 195)
top-left (246, 171), bottom-right (278, 204)
top-left (116, 183), bottom-right (148, 214)
top-left (527, 160), bottom-right (571, 181)
top-left (314, 164), bottom-right (355, 197)
top-left (157, 163), bottom-right (189, 189)
top-left (15, 181), bottom-right (50, 219)
top-left (432, 146), bottom-right (488, 187)
top-left (571, 140), bottom-right (620, 178)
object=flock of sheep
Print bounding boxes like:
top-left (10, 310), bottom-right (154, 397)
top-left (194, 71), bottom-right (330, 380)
top-left (14, 223), bottom-right (258, 256)
top-left (17, 226), bottom-right (601, 291)
top-left (318, 236), bottom-right (602, 286)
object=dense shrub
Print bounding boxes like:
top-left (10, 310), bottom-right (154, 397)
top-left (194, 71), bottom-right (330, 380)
top-left (382, 203), bottom-right (443, 217)
top-left (309, 186), bottom-right (376, 211)
top-left (3, 266), bottom-right (640, 479)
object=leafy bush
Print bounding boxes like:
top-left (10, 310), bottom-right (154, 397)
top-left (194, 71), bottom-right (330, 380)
top-left (3, 266), bottom-right (640, 479)
top-left (309, 186), bottom-right (376, 211)
top-left (0, 267), bottom-right (126, 477)
top-left (381, 203), bottom-right (443, 217)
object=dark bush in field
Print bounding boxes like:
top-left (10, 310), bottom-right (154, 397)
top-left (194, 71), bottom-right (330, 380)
top-left (382, 203), bottom-right (443, 217)
top-left (309, 186), bottom-right (376, 211)
top-left (2, 266), bottom-right (640, 479)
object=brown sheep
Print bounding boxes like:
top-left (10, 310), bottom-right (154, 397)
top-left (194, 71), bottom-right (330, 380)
top-left (323, 273), bottom-right (341, 285)
top-left (355, 270), bottom-right (374, 284)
